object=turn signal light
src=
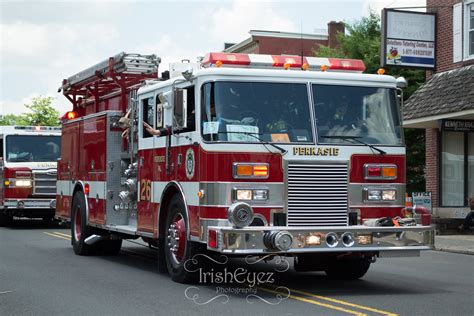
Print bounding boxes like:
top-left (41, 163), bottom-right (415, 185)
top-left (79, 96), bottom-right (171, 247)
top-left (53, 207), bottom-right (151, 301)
top-left (382, 166), bottom-right (397, 178)
top-left (233, 163), bottom-right (269, 179)
top-left (364, 164), bottom-right (397, 180)
top-left (253, 165), bottom-right (268, 177)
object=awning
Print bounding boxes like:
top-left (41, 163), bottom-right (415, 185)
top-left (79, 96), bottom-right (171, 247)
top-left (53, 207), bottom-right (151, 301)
top-left (403, 65), bottom-right (474, 129)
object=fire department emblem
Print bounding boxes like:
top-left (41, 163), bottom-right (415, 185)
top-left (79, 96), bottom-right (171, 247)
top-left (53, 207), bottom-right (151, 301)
top-left (185, 148), bottom-right (195, 180)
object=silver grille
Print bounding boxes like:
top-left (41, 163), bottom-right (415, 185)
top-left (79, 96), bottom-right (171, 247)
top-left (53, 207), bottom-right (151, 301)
top-left (33, 170), bottom-right (57, 196)
top-left (287, 162), bottom-right (348, 226)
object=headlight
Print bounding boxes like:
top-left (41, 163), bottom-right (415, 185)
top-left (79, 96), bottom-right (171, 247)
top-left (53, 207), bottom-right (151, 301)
top-left (364, 188), bottom-right (397, 202)
top-left (14, 179), bottom-right (33, 188)
top-left (253, 189), bottom-right (268, 200)
top-left (236, 189), bottom-right (252, 201)
top-left (234, 188), bottom-right (269, 201)
top-left (367, 189), bottom-right (381, 201)
top-left (382, 189), bottom-right (397, 201)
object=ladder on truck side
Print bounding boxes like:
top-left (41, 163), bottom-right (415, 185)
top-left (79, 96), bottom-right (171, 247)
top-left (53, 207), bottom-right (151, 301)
top-left (60, 52), bottom-right (161, 113)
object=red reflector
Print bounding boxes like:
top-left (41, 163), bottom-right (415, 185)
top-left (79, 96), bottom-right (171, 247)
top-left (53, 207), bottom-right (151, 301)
top-left (367, 167), bottom-right (382, 177)
top-left (328, 58), bottom-right (366, 72)
top-left (202, 52), bottom-right (251, 67)
top-left (84, 183), bottom-right (90, 195)
top-left (208, 229), bottom-right (217, 249)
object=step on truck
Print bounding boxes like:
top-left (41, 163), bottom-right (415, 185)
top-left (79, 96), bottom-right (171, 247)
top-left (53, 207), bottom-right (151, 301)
top-left (0, 126), bottom-right (61, 226)
top-left (56, 52), bottom-right (434, 283)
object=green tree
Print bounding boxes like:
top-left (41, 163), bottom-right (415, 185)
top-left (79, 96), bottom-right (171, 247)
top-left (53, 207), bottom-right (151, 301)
top-left (22, 96), bottom-right (60, 126)
top-left (314, 12), bottom-right (426, 193)
top-left (0, 113), bottom-right (27, 126)
top-left (0, 97), bottom-right (60, 127)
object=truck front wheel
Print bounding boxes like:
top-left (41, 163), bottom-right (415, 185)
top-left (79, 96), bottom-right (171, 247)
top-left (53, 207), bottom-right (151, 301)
top-left (164, 195), bottom-right (198, 283)
top-left (71, 193), bottom-right (94, 255)
top-left (324, 257), bottom-right (371, 280)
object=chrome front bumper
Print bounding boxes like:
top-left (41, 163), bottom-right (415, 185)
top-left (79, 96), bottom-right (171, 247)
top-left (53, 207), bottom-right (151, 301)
top-left (3, 198), bottom-right (56, 209)
top-left (207, 225), bottom-right (434, 255)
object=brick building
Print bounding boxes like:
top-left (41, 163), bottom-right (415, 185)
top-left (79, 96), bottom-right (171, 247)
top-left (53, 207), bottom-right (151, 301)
top-left (404, 0), bottom-right (474, 221)
top-left (224, 21), bottom-right (344, 55)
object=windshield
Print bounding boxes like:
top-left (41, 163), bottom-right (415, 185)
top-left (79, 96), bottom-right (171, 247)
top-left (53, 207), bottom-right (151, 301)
top-left (312, 84), bottom-right (402, 145)
top-left (201, 82), bottom-right (313, 143)
top-left (6, 135), bottom-right (61, 162)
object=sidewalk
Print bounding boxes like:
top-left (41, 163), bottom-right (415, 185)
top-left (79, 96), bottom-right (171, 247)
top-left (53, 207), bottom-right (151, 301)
top-left (435, 235), bottom-right (474, 255)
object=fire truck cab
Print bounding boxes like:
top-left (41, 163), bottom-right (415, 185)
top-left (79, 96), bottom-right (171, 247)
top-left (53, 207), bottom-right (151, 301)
top-left (57, 52), bottom-right (434, 283)
top-left (0, 126), bottom-right (61, 226)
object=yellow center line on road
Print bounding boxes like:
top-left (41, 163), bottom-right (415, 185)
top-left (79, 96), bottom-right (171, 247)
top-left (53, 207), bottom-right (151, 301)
top-left (258, 286), bottom-right (368, 316)
top-left (44, 232), bottom-right (70, 241)
top-left (41, 231), bottom-right (394, 315)
top-left (53, 231), bottom-right (71, 238)
top-left (288, 288), bottom-right (398, 316)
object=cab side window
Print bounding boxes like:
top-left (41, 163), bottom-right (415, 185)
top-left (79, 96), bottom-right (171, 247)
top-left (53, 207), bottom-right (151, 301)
top-left (175, 86), bottom-right (196, 134)
top-left (142, 97), bottom-right (154, 138)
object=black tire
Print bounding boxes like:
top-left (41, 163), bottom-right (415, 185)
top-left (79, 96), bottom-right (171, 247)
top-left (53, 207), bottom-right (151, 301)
top-left (157, 238), bottom-right (168, 273)
top-left (163, 195), bottom-right (199, 283)
top-left (71, 193), bottom-right (94, 255)
top-left (324, 257), bottom-right (371, 280)
top-left (0, 212), bottom-right (13, 227)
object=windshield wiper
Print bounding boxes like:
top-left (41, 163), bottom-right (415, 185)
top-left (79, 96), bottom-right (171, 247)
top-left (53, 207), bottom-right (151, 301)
top-left (215, 131), bottom-right (287, 154)
top-left (321, 135), bottom-right (386, 155)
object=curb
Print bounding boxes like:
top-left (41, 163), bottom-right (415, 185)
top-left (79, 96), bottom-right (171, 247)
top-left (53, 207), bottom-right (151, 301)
top-left (434, 247), bottom-right (474, 255)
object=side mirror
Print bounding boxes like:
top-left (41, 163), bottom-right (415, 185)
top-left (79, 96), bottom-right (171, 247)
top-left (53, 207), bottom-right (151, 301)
top-left (173, 88), bottom-right (187, 129)
top-left (396, 77), bottom-right (407, 89)
top-left (159, 91), bottom-right (172, 109)
top-left (159, 91), bottom-right (173, 128)
top-left (182, 67), bottom-right (194, 81)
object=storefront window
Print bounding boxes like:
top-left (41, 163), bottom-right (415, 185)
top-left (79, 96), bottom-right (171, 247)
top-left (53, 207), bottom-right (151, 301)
top-left (469, 133), bottom-right (474, 198)
top-left (441, 132), bottom-right (464, 206)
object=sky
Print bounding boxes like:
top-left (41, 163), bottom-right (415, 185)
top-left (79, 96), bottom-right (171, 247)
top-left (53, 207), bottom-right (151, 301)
top-left (0, 0), bottom-right (425, 116)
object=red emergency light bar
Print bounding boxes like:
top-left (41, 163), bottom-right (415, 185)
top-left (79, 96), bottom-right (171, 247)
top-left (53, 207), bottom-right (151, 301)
top-left (201, 52), bottom-right (366, 72)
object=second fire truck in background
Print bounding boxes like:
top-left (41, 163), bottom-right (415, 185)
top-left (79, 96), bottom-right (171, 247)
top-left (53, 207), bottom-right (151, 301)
top-left (0, 126), bottom-right (61, 226)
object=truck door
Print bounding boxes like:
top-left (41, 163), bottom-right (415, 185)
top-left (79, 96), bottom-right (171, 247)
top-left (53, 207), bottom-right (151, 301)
top-left (137, 95), bottom-right (155, 233)
top-left (57, 122), bottom-right (79, 218)
top-left (172, 86), bottom-right (200, 237)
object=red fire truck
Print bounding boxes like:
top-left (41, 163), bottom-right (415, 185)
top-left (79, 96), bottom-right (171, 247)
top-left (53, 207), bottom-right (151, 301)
top-left (56, 52), bottom-right (434, 283)
top-left (0, 126), bottom-right (61, 226)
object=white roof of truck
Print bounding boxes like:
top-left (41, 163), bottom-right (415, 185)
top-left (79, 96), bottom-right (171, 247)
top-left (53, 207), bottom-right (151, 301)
top-left (0, 126), bottom-right (61, 136)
